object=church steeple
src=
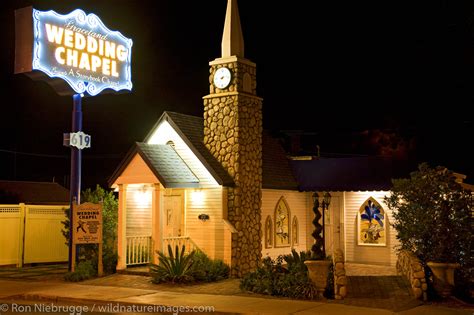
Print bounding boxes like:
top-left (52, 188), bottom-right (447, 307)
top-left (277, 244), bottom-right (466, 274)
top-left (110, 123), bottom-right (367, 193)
top-left (221, 0), bottom-right (244, 58)
top-left (204, 0), bottom-right (262, 277)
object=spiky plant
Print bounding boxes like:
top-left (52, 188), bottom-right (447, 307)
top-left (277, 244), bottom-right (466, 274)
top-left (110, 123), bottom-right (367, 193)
top-left (150, 245), bottom-right (195, 283)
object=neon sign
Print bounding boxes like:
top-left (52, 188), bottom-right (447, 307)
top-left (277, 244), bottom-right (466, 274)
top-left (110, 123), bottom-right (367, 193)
top-left (15, 7), bottom-right (132, 96)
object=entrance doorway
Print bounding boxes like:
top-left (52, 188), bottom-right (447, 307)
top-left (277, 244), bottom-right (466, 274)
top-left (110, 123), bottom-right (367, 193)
top-left (163, 193), bottom-right (184, 238)
top-left (325, 195), bottom-right (342, 256)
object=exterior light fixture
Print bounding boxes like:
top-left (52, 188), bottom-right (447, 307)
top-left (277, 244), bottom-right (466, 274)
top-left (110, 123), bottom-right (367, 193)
top-left (198, 213), bottom-right (210, 222)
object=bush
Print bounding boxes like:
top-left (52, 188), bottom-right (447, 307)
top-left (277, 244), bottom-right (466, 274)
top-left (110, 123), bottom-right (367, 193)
top-left (64, 260), bottom-right (96, 282)
top-left (62, 185), bottom-right (118, 277)
top-left (240, 251), bottom-right (321, 300)
top-left (385, 163), bottom-right (473, 300)
top-left (283, 249), bottom-right (312, 271)
top-left (324, 259), bottom-right (335, 299)
top-left (150, 245), bottom-right (195, 284)
top-left (190, 251), bottom-right (230, 282)
top-left (151, 246), bottom-right (230, 284)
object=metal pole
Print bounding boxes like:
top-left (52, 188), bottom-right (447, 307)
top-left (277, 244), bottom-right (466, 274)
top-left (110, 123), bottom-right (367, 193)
top-left (68, 93), bottom-right (82, 272)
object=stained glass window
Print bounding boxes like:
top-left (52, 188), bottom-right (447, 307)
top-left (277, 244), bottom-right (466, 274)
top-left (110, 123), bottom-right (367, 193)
top-left (358, 197), bottom-right (386, 246)
top-left (292, 216), bottom-right (299, 246)
top-left (265, 215), bottom-right (273, 248)
top-left (274, 197), bottom-right (291, 247)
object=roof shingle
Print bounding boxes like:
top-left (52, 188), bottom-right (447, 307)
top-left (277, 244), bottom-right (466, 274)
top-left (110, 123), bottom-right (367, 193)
top-left (136, 143), bottom-right (199, 187)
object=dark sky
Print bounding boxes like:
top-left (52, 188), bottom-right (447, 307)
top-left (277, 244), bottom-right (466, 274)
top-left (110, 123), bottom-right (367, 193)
top-left (1, 0), bottom-right (474, 189)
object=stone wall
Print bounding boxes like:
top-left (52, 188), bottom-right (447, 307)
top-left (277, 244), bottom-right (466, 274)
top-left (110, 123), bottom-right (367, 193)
top-left (396, 250), bottom-right (427, 300)
top-left (333, 249), bottom-right (347, 299)
top-left (203, 62), bottom-right (262, 277)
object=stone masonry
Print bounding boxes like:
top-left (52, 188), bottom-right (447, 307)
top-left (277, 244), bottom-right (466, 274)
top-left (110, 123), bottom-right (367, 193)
top-left (204, 60), bottom-right (262, 277)
top-left (333, 249), bottom-right (347, 299)
top-left (396, 250), bottom-right (427, 300)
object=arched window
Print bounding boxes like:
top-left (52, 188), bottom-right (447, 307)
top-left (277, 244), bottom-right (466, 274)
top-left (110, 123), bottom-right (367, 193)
top-left (166, 140), bottom-right (175, 148)
top-left (264, 216), bottom-right (273, 248)
top-left (292, 216), bottom-right (299, 246)
top-left (358, 197), bottom-right (386, 246)
top-left (274, 197), bottom-right (291, 247)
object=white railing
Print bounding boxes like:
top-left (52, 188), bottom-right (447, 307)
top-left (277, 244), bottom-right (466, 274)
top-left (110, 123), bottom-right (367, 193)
top-left (126, 235), bottom-right (152, 265)
top-left (162, 236), bottom-right (200, 254)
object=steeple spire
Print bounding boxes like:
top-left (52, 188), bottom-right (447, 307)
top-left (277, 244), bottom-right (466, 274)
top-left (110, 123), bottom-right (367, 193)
top-left (221, 0), bottom-right (244, 58)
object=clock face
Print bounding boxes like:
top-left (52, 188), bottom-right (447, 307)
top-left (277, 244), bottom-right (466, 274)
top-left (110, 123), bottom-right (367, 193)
top-left (213, 67), bottom-right (232, 89)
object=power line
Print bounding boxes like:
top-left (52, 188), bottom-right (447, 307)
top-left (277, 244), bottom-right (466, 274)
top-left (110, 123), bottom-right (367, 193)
top-left (0, 148), bottom-right (122, 159)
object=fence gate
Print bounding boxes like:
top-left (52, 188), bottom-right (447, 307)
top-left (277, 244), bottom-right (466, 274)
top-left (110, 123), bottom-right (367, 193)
top-left (0, 203), bottom-right (68, 267)
top-left (0, 205), bottom-right (23, 266)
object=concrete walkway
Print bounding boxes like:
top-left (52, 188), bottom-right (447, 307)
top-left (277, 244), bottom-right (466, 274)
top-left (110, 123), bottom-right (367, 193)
top-left (0, 279), bottom-right (472, 315)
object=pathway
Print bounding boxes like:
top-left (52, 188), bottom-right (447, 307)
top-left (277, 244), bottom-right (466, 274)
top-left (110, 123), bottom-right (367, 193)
top-left (344, 263), bottom-right (420, 311)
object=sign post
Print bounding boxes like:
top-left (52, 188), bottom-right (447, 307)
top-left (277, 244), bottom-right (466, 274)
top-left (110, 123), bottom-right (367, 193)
top-left (15, 6), bottom-right (132, 272)
top-left (72, 202), bottom-right (103, 276)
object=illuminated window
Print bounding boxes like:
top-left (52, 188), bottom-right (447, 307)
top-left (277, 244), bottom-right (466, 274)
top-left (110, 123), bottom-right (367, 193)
top-left (292, 216), bottom-right (299, 246)
top-left (274, 197), bottom-right (291, 247)
top-left (264, 216), bottom-right (273, 248)
top-left (358, 197), bottom-right (386, 246)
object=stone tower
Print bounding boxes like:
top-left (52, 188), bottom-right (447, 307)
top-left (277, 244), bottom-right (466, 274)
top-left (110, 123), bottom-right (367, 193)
top-left (203, 0), bottom-right (262, 277)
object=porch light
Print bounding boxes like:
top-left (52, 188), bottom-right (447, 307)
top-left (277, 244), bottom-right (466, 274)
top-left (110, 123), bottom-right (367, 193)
top-left (322, 192), bottom-right (331, 208)
top-left (134, 184), bottom-right (152, 208)
top-left (191, 189), bottom-right (204, 205)
top-left (198, 213), bottom-right (210, 222)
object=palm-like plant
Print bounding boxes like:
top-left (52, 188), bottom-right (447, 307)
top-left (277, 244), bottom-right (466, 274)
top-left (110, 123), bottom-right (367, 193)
top-left (150, 245), bottom-right (195, 283)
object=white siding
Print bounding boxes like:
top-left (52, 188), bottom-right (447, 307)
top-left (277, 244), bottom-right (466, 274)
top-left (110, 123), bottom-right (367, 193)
top-left (126, 184), bottom-right (152, 237)
top-left (344, 191), bottom-right (399, 266)
top-left (185, 187), bottom-right (226, 260)
top-left (147, 121), bottom-right (219, 188)
top-left (261, 189), bottom-right (311, 259)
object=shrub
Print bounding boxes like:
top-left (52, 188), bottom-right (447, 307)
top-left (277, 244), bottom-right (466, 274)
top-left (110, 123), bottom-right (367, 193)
top-left (190, 251), bottom-right (230, 282)
top-left (283, 249), bottom-right (312, 272)
top-left (385, 163), bottom-right (473, 301)
top-left (64, 260), bottom-right (96, 282)
top-left (150, 245), bottom-right (195, 284)
top-left (62, 185), bottom-right (118, 276)
top-left (240, 252), bottom-right (321, 300)
top-left (324, 259), bottom-right (335, 299)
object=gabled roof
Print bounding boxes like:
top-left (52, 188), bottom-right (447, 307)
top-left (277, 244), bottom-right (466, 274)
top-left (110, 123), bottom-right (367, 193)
top-left (0, 180), bottom-right (69, 204)
top-left (109, 143), bottom-right (199, 188)
top-left (289, 157), bottom-right (400, 191)
top-left (145, 112), bottom-right (299, 190)
top-left (144, 111), bottom-right (234, 186)
top-left (262, 132), bottom-right (298, 190)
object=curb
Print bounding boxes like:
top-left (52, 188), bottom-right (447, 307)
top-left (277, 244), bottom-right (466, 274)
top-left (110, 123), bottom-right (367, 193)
top-left (11, 293), bottom-right (236, 315)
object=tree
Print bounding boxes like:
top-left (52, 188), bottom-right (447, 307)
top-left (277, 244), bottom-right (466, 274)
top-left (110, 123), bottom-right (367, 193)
top-left (385, 163), bottom-right (473, 297)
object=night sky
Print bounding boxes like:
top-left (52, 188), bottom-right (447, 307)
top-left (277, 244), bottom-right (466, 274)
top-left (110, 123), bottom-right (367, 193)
top-left (1, 0), bottom-right (474, 189)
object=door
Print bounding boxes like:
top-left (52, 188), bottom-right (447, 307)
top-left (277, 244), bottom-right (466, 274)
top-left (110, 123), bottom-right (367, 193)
top-left (324, 196), bottom-right (342, 256)
top-left (163, 195), bottom-right (184, 237)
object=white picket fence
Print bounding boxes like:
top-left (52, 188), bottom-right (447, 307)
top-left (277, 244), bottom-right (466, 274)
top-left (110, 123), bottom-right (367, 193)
top-left (125, 235), bottom-right (201, 265)
top-left (0, 204), bottom-right (68, 267)
top-left (126, 235), bottom-right (152, 266)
